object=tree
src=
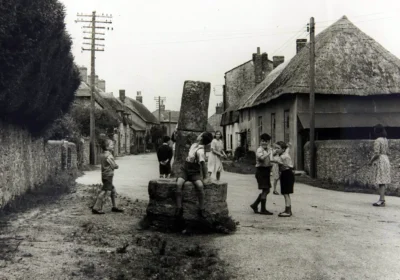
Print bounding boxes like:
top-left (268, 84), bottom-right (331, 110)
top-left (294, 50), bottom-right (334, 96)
top-left (0, 0), bottom-right (80, 135)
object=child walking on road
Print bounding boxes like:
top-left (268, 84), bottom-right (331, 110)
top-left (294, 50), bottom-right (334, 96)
top-left (175, 132), bottom-right (213, 218)
top-left (157, 136), bottom-right (173, 178)
top-left (250, 133), bottom-right (273, 215)
top-left (271, 141), bottom-right (295, 217)
top-left (92, 139), bottom-right (124, 215)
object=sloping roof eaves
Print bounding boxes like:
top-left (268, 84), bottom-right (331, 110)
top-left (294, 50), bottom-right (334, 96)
top-left (125, 97), bottom-right (159, 124)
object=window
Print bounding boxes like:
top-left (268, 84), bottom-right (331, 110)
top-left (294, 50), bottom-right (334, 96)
top-left (271, 113), bottom-right (276, 142)
top-left (284, 110), bottom-right (290, 143)
top-left (258, 116), bottom-right (263, 137)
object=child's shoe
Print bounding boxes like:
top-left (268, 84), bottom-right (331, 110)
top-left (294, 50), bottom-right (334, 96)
top-left (92, 209), bottom-right (105, 215)
top-left (112, 207), bottom-right (124, 213)
top-left (278, 206), bottom-right (292, 217)
top-left (259, 210), bottom-right (274, 215)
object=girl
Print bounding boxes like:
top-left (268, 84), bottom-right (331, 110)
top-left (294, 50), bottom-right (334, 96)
top-left (207, 131), bottom-right (227, 181)
top-left (272, 141), bottom-right (294, 217)
top-left (369, 124), bottom-right (391, 207)
top-left (250, 133), bottom-right (273, 215)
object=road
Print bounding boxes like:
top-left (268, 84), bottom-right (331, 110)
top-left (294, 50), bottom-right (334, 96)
top-left (77, 153), bottom-right (400, 280)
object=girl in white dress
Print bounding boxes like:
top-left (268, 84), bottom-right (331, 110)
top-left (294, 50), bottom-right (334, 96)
top-left (207, 131), bottom-right (227, 181)
top-left (369, 124), bottom-right (391, 207)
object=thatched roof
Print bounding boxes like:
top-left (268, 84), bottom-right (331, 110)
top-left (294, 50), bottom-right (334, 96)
top-left (123, 97), bottom-right (159, 125)
top-left (240, 15), bottom-right (400, 109)
top-left (208, 113), bottom-right (223, 133)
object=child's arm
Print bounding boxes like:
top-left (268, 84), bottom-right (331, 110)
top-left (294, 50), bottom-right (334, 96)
top-left (107, 156), bottom-right (119, 169)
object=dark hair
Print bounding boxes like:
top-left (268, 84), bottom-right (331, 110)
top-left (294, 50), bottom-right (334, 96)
top-left (374, 124), bottom-right (387, 138)
top-left (214, 130), bottom-right (223, 139)
top-left (163, 135), bottom-right (170, 143)
top-left (275, 141), bottom-right (288, 151)
top-left (201, 132), bottom-right (214, 145)
top-left (260, 133), bottom-right (271, 142)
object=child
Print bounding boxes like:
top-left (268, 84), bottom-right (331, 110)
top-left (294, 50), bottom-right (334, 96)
top-left (92, 139), bottom-right (124, 215)
top-left (272, 143), bottom-right (291, 195)
top-left (271, 141), bottom-right (294, 217)
top-left (175, 132), bottom-right (213, 218)
top-left (157, 136), bottom-right (173, 178)
top-left (250, 133), bottom-right (273, 215)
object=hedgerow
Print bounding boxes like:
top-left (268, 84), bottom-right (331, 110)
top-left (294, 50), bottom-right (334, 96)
top-left (0, 0), bottom-right (80, 135)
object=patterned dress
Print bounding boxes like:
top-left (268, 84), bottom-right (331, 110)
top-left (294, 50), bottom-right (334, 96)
top-left (207, 139), bottom-right (224, 175)
top-left (373, 137), bottom-right (391, 185)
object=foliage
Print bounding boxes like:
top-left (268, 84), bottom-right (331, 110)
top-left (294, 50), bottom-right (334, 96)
top-left (70, 105), bottom-right (119, 138)
top-left (43, 113), bottom-right (81, 144)
top-left (0, 0), bottom-right (80, 135)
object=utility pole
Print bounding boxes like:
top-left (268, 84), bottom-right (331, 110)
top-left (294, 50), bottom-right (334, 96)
top-left (154, 96), bottom-right (166, 123)
top-left (76, 11), bottom-right (113, 165)
top-left (309, 17), bottom-right (316, 178)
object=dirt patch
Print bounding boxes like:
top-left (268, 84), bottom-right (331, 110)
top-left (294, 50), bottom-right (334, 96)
top-left (0, 181), bottom-right (234, 279)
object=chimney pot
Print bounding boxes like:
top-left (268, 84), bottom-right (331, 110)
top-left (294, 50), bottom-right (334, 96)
top-left (98, 79), bottom-right (106, 92)
top-left (296, 39), bottom-right (307, 53)
top-left (136, 91), bottom-right (143, 103)
top-left (257, 47), bottom-right (260, 54)
top-left (119, 89), bottom-right (126, 103)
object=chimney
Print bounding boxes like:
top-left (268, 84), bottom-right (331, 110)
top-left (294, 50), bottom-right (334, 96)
top-left (296, 39), bottom-right (307, 53)
top-left (216, 102), bottom-right (224, 114)
top-left (273, 56), bottom-right (285, 69)
top-left (261, 53), bottom-right (269, 72)
top-left (98, 79), bottom-right (106, 92)
top-left (78, 66), bottom-right (87, 83)
top-left (136, 91), bottom-right (143, 103)
top-left (253, 47), bottom-right (263, 85)
top-left (119, 89), bottom-right (126, 103)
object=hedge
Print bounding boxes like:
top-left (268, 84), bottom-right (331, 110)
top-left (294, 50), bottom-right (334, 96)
top-left (0, 0), bottom-right (80, 135)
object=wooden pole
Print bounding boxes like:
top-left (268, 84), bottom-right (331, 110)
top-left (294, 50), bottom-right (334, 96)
top-left (309, 17), bottom-right (316, 178)
top-left (89, 11), bottom-right (96, 165)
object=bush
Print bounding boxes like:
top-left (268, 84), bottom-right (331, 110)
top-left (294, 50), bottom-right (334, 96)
top-left (70, 105), bottom-right (119, 138)
top-left (0, 0), bottom-right (80, 135)
top-left (43, 113), bottom-right (81, 144)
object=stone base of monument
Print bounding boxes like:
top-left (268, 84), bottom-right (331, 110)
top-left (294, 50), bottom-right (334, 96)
top-left (146, 179), bottom-right (230, 232)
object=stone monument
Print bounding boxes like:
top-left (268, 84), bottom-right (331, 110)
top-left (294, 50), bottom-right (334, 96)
top-left (146, 81), bottom-right (229, 230)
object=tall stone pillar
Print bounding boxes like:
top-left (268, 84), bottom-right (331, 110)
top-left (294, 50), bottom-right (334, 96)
top-left (146, 81), bottom-right (230, 231)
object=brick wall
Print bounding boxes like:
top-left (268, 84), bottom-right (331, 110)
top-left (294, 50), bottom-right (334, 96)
top-left (304, 140), bottom-right (400, 191)
top-left (0, 120), bottom-right (77, 208)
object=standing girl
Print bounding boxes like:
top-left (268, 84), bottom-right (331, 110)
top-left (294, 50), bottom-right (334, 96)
top-left (272, 141), bottom-right (295, 217)
top-left (207, 131), bottom-right (227, 181)
top-left (250, 133), bottom-right (273, 215)
top-left (369, 124), bottom-right (391, 207)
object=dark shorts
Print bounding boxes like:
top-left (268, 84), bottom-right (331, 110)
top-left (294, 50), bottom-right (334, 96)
top-left (102, 176), bottom-right (116, 195)
top-left (255, 166), bottom-right (271, 191)
top-left (159, 162), bottom-right (171, 175)
top-left (280, 169), bottom-right (295, 194)
top-left (176, 161), bottom-right (202, 182)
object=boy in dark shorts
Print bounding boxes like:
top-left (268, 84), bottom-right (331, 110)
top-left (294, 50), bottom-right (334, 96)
top-left (271, 141), bottom-right (295, 217)
top-left (175, 132), bottom-right (213, 218)
top-left (92, 139), bottom-right (124, 215)
top-left (157, 136), bottom-right (173, 178)
top-left (250, 133), bottom-right (273, 215)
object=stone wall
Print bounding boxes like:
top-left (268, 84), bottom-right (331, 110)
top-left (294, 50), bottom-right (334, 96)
top-left (304, 140), bottom-right (400, 191)
top-left (0, 120), bottom-right (77, 208)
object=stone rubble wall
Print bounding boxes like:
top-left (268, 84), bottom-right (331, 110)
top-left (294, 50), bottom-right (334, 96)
top-left (0, 120), bottom-right (77, 208)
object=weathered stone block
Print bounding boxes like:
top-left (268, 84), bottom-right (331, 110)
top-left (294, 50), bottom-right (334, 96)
top-left (177, 81), bottom-right (211, 132)
top-left (146, 179), bottom-right (229, 228)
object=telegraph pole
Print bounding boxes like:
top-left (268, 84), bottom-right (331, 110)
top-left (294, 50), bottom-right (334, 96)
top-left (76, 11), bottom-right (113, 165)
top-left (309, 17), bottom-right (316, 178)
top-left (154, 96), bottom-right (166, 123)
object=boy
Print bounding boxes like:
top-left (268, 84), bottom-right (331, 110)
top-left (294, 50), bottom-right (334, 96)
top-left (157, 136), bottom-right (173, 178)
top-left (250, 133), bottom-right (273, 215)
top-left (175, 132), bottom-right (213, 218)
top-left (271, 141), bottom-right (294, 217)
top-left (92, 139), bottom-right (124, 215)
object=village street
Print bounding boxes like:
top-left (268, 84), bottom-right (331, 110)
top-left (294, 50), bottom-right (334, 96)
top-left (77, 154), bottom-right (400, 280)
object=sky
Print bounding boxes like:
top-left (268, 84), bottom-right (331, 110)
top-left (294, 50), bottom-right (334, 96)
top-left (59, 0), bottom-right (400, 117)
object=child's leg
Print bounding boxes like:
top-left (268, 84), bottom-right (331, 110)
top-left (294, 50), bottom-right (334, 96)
top-left (216, 172), bottom-right (221, 181)
top-left (379, 184), bottom-right (386, 201)
top-left (176, 178), bottom-right (185, 209)
top-left (284, 194), bottom-right (291, 207)
top-left (259, 189), bottom-right (273, 215)
top-left (279, 194), bottom-right (292, 217)
top-left (92, 190), bottom-right (109, 213)
top-left (193, 180), bottom-right (205, 210)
